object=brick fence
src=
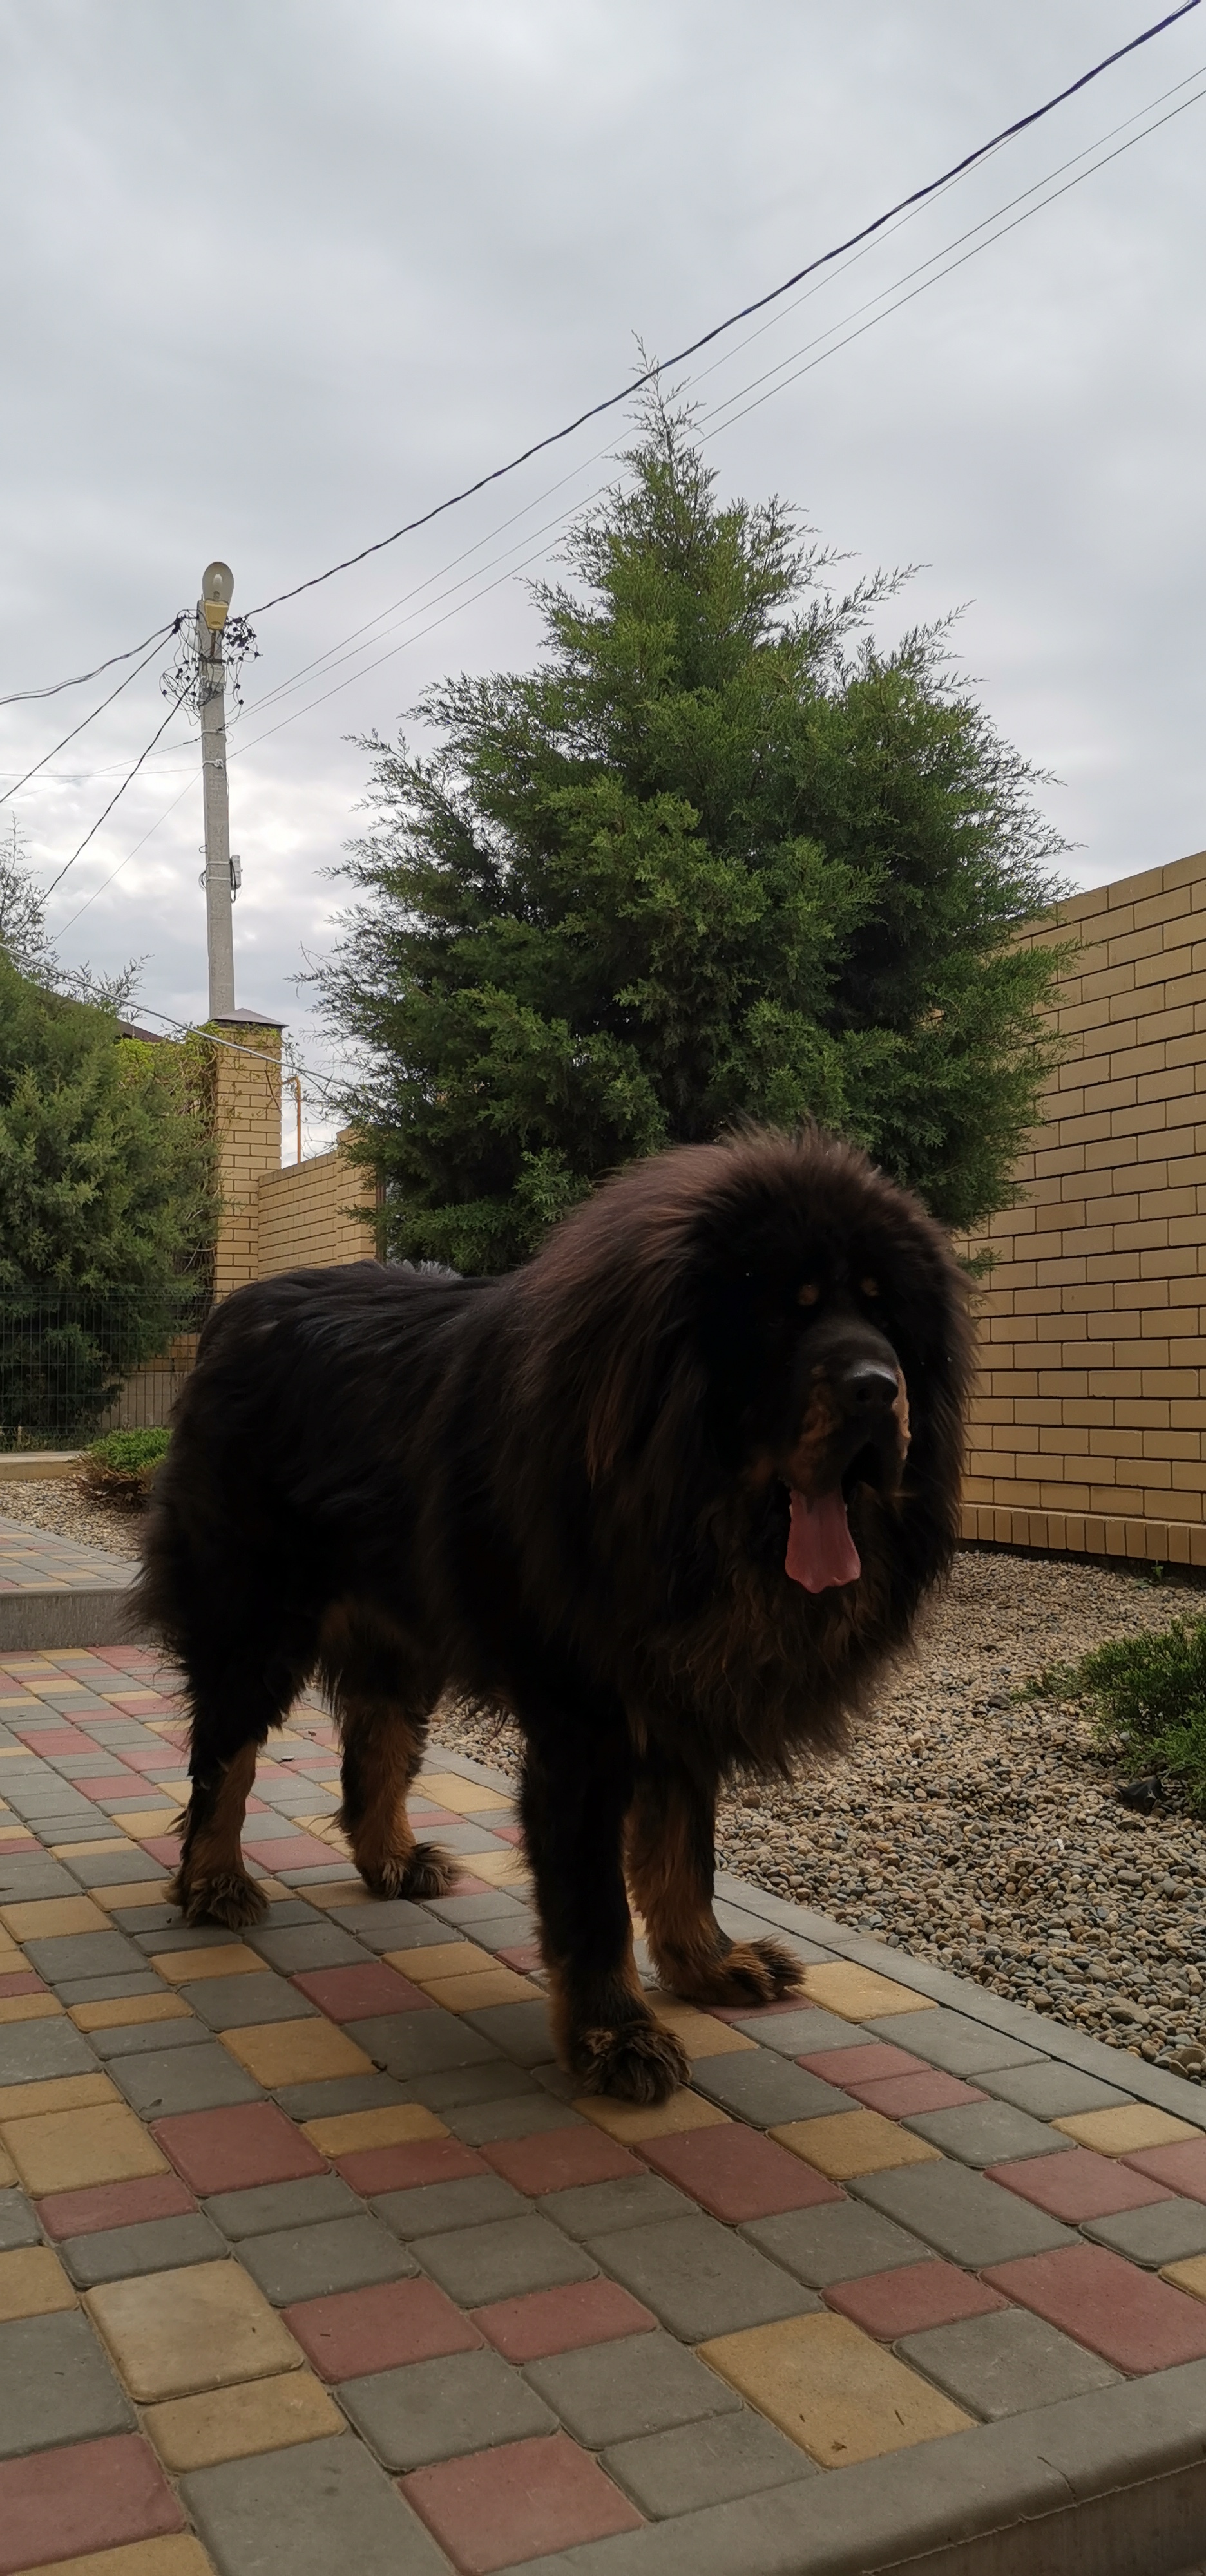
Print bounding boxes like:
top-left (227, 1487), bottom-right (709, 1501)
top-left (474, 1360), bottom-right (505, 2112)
top-left (210, 1013), bottom-right (376, 1301)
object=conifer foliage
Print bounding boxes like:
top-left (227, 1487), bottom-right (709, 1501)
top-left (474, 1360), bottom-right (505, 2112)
top-left (320, 397), bottom-right (1067, 1269)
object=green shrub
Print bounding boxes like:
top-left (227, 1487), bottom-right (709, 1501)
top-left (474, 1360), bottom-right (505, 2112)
top-left (1057, 1619), bottom-right (1206, 1813)
top-left (79, 1425), bottom-right (170, 1505)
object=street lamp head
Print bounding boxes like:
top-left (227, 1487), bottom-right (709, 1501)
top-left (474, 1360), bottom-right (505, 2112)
top-left (200, 560), bottom-right (234, 631)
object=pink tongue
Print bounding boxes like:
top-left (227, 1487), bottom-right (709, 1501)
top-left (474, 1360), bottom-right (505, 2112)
top-left (785, 1488), bottom-right (861, 1593)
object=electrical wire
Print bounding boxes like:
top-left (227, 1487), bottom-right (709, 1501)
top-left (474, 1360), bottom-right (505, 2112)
top-left (0, 637), bottom-right (170, 805)
top-left (239, 0), bottom-right (1201, 620)
top-left (53, 772), bottom-right (199, 936)
top-left (0, 621), bottom-right (179, 712)
top-left (42, 691), bottom-right (191, 898)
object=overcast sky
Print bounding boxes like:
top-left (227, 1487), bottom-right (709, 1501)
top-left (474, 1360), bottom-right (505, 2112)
top-left (2, 0), bottom-right (1203, 1153)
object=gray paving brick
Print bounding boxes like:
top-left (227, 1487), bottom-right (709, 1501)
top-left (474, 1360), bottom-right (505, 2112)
top-left (725, 2006), bottom-right (865, 2058)
top-left (852, 2160), bottom-right (1078, 2266)
top-left (116, 1905), bottom-right (207, 1933)
top-left (68, 1847), bottom-right (170, 1887)
top-left (185, 1972), bottom-right (320, 2031)
top-left (340, 2345), bottom-right (555, 2470)
top-left (374, 2174), bottom-right (529, 2240)
top-left (273, 2073), bottom-right (413, 2122)
top-left (604, 2408), bottom-right (817, 2519)
top-left (345, 2008), bottom-right (501, 2078)
top-left (899, 2307), bottom-right (1119, 2418)
top-left (688, 2052), bottom-right (856, 2128)
top-left (239, 2213), bottom-right (417, 2304)
top-left (472, 1912), bottom-right (540, 1953)
top-left (445, 2091), bottom-right (586, 2145)
top-left (414, 2212), bottom-right (596, 2304)
top-left (539, 2177), bottom-right (693, 2240)
top-left (740, 2201), bottom-right (932, 2288)
top-left (112, 2040), bottom-right (264, 2116)
top-left (461, 1997), bottom-right (557, 2066)
top-left (0, 1859), bottom-right (79, 1900)
top-left (525, 2329), bottom-right (742, 2448)
top-left (0, 2014), bottom-right (99, 2083)
top-left (973, 2061), bottom-right (1135, 2119)
top-left (407, 2060), bottom-right (544, 2114)
top-left (182, 2430), bottom-right (448, 2576)
top-left (91, 2016), bottom-right (213, 2059)
top-left (327, 1899), bottom-right (445, 1950)
top-left (0, 2309), bottom-right (133, 2458)
top-left (245, 1923), bottom-right (370, 1972)
top-left (432, 1821), bottom-right (511, 1855)
top-left (425, 1891), bottom-right (531, 1930)
top-left (861, 2006), bottom-right (1044, 2079)
top-left (1082, 2195), bottom-right (1206, 2267)
top-left (55, 1971), bottom-right (165, 2004)
top-left (586, 2214), bottom-right (817, 2344)
top-left (0, 2187), bottom-right (40, 2249)
top-left (133, 1922), bottom-right (241, 1953)
top-left (61, 2211), bottom-right (226, 2287)
top-left (23, 1929), bottom-right (145, 1982)
top-left (205, 2174), bottom-right (360, 2240)
top-left (901, 2101), bottom-right (1075, 2167)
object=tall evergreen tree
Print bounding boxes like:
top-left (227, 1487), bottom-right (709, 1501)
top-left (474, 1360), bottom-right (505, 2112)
top-left (318, 395), bottom-right (1067, 1270)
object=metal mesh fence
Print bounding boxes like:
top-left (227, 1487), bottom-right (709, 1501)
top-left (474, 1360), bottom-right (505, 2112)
top-left (0, 1286), bottom-right (209, 1450)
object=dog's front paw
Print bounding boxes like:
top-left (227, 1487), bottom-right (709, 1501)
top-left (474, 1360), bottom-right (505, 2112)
top-left (169, 1867), bottom-right (267, 1930)
top-left (667, 1935), bottom-right (804, 2009)
top-left (361, 1841), bottom-right (458, 1902)
top-left (571, 2019), bottom-right (690, 2105)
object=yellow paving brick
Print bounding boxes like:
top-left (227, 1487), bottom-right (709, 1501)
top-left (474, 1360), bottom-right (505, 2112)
top-left (10, 2541), bottom-right (215, 2576)
top-left (70, 1991), bottom-right (194, 2033)
top-left (151, 1944), bottom-right (262, 1984)
top-left (0, 2141), bottom-right (14, 2186)
top-left (144, 2368), bottom-right (343, 2468)
top-left (800, 1962), bottom-right (934, 2022)
top-left (50, 1840), bottom-right (137, 1861)
top-left (0, 2242), bottom-right (77, 2318)
top-left (772, 2110), bottom-right (943, 2180)
top-left (301, 2102), bottom-right (448, 2157)
top-left (88, 2260), bottom-right (303, 2401)
top-left (698, 2310), bottom-right (973, 2463)
top-left (457, 1845), bottom-right (529, 1887)
top-left (91, 1880), bottom-right (173, 1913)
top-left (414, 1772), bottom-right (512, 1815)
top-left (0, 1896), bottom-right (108, 1939)
top-left (385, 1942), bottom-right (493, 1984)
top-left (647, 2002), bottom-right (758, 2059)
top-left (1, 2099), bottom-right (168, 2193)
top-left (220, 2019), bottom-right (373, 2087)
top-left (422, 1967), bottom-right (536, 2012)
top-left (110, 1809), bottom-right (181, 1837)
top-left (1162, 2253), bottom-right (1206, 2300)
top-left (303, 1879), bottom-right (371, 1909)
top-left (0, 1993), bottom-right (64, 2023)
top-left (1052, 2103), bottom-right (1202, 2155)
top-left (0, 2072), bottom-right (119, 2121)
top-left (575, 2088), bottom-right (732, 2145)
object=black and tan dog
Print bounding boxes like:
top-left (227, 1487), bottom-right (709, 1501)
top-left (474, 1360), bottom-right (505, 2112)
top-left (136, 1128), bottom-right (972, 2103)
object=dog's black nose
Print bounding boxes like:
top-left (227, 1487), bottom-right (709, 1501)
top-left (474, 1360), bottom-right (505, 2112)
top-left (841, 1360), bottom-right (899, 1411)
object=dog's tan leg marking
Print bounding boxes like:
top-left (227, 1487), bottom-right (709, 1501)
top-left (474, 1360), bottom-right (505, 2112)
top-left (170, 1740), bottom-right (264, 1928)
top-left (338, 1696), bottom-right (455, 1902)
top-left (627, 1772), bottom-right (803, 2011)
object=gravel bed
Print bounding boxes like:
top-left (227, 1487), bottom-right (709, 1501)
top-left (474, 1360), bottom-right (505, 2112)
top-left (0, 1476), bottom-right (142, 1557)
top-left (437, 1547), bottom-right (1206, 2085)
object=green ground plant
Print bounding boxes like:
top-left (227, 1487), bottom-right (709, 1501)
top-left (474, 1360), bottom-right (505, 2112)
top-left (1044, 1620), bottom-right (1206, 1814)
top-left (79, 1425), bottom-right (171, 1504)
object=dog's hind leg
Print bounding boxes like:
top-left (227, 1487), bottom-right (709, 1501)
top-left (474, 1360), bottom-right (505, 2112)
top-left (323, 1612), bottom-right (455, 1902)
top-left (627, 1761), bottom-right (802, 2009)
top-left (521, 1719), bottom-right (689, 2108)
top-left (173, 1647), bottom-right (304, 1927)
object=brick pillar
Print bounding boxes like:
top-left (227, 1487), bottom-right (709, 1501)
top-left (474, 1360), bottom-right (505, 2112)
top-left (210, 1012), bottom-right (283, 1301)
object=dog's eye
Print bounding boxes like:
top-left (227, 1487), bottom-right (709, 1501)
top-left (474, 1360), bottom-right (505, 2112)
top-left (796, 1282), bottom-right (820, 1308)
top-left (860, 1276), bottom-right (880, 1299)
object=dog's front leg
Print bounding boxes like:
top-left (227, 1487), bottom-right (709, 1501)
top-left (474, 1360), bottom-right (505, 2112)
top-left (519, 1718), bottom-right (689, 2107)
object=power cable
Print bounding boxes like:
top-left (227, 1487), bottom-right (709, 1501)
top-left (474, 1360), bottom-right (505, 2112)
top-left (0, 637), bottom-right (169, 806)
top-left (0, 621), bottom-right (179, 712)
top-left (42, 691), bottom-right (191, 898)
top-left (240, 0), bottom-right (1202, 621)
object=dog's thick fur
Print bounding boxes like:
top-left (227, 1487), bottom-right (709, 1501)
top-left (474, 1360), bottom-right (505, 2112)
top-left (137, 1129), bottom-right (973, 2103)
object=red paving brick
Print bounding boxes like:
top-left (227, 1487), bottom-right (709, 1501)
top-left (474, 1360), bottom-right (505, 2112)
top-left (986, 2147), bottom-right (1175, 2223)
top-left (825, 2260), bottom-right (1009, 2340)
top-left (290, 1961), bottom-right (434, 2020)
top-left (843, 2070), bottom-right (987, 2116)
top-left (153, 2101), bottom-right (327, 2194)
top-left (470, 2278), bottom-right (658, 2362)
top-left (495, 1945), bottom-right (545, 1975)
top-left (982, 2243), bottom-right (1206, 2374)
top-left (403, 2432), bottom-right (642, 2574)
top-left (285, 2276), bottom-right (482, 2380)
top-left (0, 1838), bottom-right (41, 1855)
top-left (0, 1971), bottom-right (46, 1998)
top-left (337, 2137), bottom-right (488, 2195)
top-left (797, 2042), bottom-right (930, 2084)
top-left (0, 2436), bottom-right (184, 2576)
top-left (140, 1835), bottom-right (184, 1865)
top-left (241, 1832), bottom-right (338, 1871)
top-left (37, 2172), bottom-right (196, 2240)
top-left (640, 2121), bottom-right (845, 2221)
top-left (1122, 2137), bottom-right (1206, 2204)
top-left (481, 2128), bottom-right (644, 2196)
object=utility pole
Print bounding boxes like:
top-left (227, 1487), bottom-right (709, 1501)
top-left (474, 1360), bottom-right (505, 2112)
top-left (198, 560), bottom-right (235, 1018)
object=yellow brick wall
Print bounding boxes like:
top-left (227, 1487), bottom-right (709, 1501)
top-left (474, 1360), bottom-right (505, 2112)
top-left (211, 1020), bottom-right (283, 1301)
top-left (963, 844), bottom-right (1206, 1567)
top-left (256, 1138), bottom-right (378, 1275)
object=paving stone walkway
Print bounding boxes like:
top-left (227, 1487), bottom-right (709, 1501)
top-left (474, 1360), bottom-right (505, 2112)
top-left (3, 1643), bottom-right (1206, 2575)
top-left (0, 1517), bottom-right (135, 1595)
